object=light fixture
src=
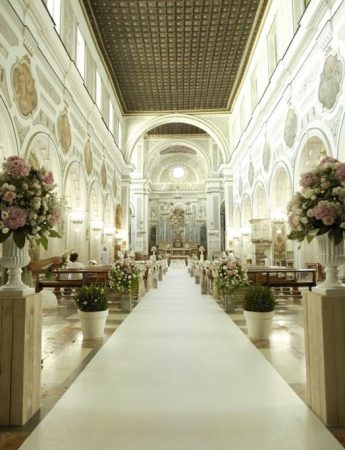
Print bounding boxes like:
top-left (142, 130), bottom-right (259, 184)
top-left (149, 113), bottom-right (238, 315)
top-left (137, 221), bottom-right (146, 235)
top-left (270, 210), bottom-right (288, 222)
top-left (208, 223), bottom-right (219, 235)
top-left (91, 219), bottom-right (103, 231)
top-left (104, 225), bottom-right (115, 236)
top-left (70, 209), bottom-right (85, 225)
top-left (240, 225), bottom-right (251, 236)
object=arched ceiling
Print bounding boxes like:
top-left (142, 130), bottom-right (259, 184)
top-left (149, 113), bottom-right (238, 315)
top-left (82, 0), bottom-right (269, 114)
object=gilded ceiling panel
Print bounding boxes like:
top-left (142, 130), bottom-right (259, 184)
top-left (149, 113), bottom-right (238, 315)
top-left (82, 0), bottom-right (269, 114)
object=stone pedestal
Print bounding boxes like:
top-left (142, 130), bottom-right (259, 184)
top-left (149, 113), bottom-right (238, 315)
top-left (0, 293), bottom-right (42, 425)
top-left (303, 290), bottom-right (345, 425)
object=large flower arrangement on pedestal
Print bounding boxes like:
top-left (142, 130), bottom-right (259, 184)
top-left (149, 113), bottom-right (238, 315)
top-left (0, 156), bottom-right (61, 248)
top-left (109, 258), bottom-right (140, 294)
top-left (216, 257), bottom-right (248, 294)
top-left (288, 157), bottom-right (345, 245)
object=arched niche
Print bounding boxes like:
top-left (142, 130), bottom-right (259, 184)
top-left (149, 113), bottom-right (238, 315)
top-left (25, 132), bottom-right (63, 259)
top-left (293, 135), bottom-right (329, 269)
top-left (88, 181), bottom-right (104, 262)
top-left (269, 163), bottom-right (292, 218)
top-left (294, 135), bottom-right (328, 190)
top-left (25, 132), bottom-right (63, 196)
top-left (104, 194), bottom-right (115, 262)
top-left (64, 161), bottom-right (88, 263)
top-left (252, 182), bottom-right (267, 218)
top-left (0, 97), bottom-right (18, 160)
top-left (241, 194), bottom-right (252, 263)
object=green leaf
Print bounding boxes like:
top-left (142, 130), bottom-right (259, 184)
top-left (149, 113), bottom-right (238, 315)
top-left (40, 234), bottom-right (48, 250)
top-left (13, 231), bottom-right (26, 249)
top-left (306, 234), bottom-right (315, 243)
top-left (0, 231), bottom-right (11, 243)
top-left (316, 226), bottom-right (330, 237)
top-left (48, 229), bottom-right (61, 238)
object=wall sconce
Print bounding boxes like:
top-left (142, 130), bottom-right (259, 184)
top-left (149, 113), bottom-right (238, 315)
top-left (104, 225), bottom-right (115, 236)
top-left (240, 225), bottom-right (251, 236)
top-left (91, 219), bottom-right (103, 232)
top-left (70, 209), bottom-right (85, 225)
top-left (137, 221), bottom-right (146, 235)
top-left (208, 223), bottom-right (219, 235)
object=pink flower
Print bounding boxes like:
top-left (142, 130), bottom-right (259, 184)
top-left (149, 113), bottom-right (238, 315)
top-left (48, 208), bottom-right (60, 226)
top-left (319, 156), bottom-right (338, 165)
top-left (335, 163), bottom-right (345, 182)
top-left (300, 172), bottom-right (317, 188)
top-left (2, 191), bottom-right (17, 202)
top-left (313, 203), bottom-right (337, 220)
top-left (43, 171), bottom-right (54, 185)
top-left (3, 206), bottom-right (27, 229)
top-left (4, 156), bottom-right (30, 178)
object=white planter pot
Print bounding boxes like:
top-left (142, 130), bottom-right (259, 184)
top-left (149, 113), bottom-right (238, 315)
top-left (78, 309), bottom-right (108, 339)
top-left (244, 310), bottom-right (274, 339)
top-left (315, 234), bottom-right (345, 293)
top-left (0, 235), bottom-right (34, 296)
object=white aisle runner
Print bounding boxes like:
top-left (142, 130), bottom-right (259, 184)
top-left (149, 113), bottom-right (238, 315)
top-left (21, 269), bottom-right (342, 450)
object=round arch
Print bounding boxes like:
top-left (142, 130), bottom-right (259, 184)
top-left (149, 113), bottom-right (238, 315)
top-left (252, 181), bottom-right (268, 218)
top-left (143, 138), bottom-right (212, 177)
top-left (125, 114), bottom-right (228, 164)
top-left (0, 96), bottom-right (19, 158)
top-left (269, 162), bottom-right (293, 219)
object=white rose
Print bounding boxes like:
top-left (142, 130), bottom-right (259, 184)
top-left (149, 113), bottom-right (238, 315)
top-left (1, 210), bottom-right (9, 219)
top-left (8, 184), bottom-right (16, 191)
top-left (301, 217), bottom-right (308, 224)
top-left (302, 188), bottom-right (314, 199)
top-left (2, 227), bottom-right (9, 233)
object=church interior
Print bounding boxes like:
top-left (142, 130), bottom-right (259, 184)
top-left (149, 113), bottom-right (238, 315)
top-left (2, 0), bottom-right (345, 448)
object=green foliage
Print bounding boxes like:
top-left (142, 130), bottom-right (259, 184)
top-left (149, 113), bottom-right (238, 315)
top-left (74, 284), bottom-right (108, 312)
top-left (243, 285), bottom-right (276, 312)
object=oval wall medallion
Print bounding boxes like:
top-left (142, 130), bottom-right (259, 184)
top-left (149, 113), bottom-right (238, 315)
top-left (262, 143), bottom-right (271, 172)
top-left (57, 111), bottom-right (71, 153)
top-left (248, 162), bottom-right (254, 187)
top-left (101, 161), bottom-right (107, 189)
top-left (284, 109), bottom-right (297, 148)
top-left (12, 60), bottom-right (37, 117)
top-left (319, 54), bottom-right (343, 110)
top-left (84, 140), bottom-right (93, 175)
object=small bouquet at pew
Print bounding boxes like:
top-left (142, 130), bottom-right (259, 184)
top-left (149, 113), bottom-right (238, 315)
top-left (216, 257), bottom-right (248, 295)
top-left (45, 252), bottom-right (69, 280)
top-left (109, 258), bottom-right (140, 294)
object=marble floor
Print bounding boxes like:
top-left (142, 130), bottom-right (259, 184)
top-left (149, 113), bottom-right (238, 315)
top-left (1, 270), bottom-right (345, 449)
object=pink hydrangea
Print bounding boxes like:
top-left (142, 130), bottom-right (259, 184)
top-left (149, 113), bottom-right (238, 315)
top-left (335, 163), bottom-right (345, 182)
top-left (319, 156), bottom-right (339, 165)
top-left (48, 208), bottom-right (60, 225)
top-left (4, 156), bottom-right (30, 178)
top-left (2, 191), bottom-right (17, 202)
top-left (43, 171), bottom-right (54, 185)
top-left (300, 172), bottom-right (317, 188)
top-left (313, 203), bottom-right (337, 220)
top-left (3, 206), bottom-right (27, 229)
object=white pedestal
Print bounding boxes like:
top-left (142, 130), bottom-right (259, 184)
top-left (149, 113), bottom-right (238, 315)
top-left (303, 290), bottom-right (345, 425)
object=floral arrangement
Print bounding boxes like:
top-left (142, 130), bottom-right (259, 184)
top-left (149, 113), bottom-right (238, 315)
top-left (74, 284), bottom-right (108, 312)
top-left (216, 257), bottom-right (248, 294)
top-left (0, 156), bottom-right (61, 248)
top-left (109, 258), bottom-right (140, 294)
top-left (288, 156), bottom-right (345, 245)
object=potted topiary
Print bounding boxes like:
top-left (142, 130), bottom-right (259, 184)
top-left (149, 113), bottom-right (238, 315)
top-left (243, 285), bottom-right (276, 339)
top-left (74, 284), bottom-right (108, 339)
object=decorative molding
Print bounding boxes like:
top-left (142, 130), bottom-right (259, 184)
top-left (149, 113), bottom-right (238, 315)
top-left (0, 64), bottom-right (11, 105)
top-left (36, 66), bottom-right (61, 105)
top-left (13, 116), bottom-right (29, 145)
top-left (318, 54), bottom-right (343, 110)
top-left (32, 109), bottom-right (55, 134)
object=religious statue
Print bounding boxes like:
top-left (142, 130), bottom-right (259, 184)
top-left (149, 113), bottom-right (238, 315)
top-left (174, 232), bottom-right (183, 248)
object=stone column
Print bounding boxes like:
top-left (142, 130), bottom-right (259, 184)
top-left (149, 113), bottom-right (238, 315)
top-left (130, 180), bottom-right (151, 256)
top-left (222, 168), bottom-right (234, 251)
top-left (120, 175), bottom-right (131, 250)
top-left (205, 178), bottom-right (223, 258)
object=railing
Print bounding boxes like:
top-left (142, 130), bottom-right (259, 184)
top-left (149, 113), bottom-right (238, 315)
top-left (247, 268), bottom-right (316, 291)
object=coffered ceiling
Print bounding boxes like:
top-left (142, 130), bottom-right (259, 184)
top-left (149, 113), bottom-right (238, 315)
top-left (82, 0), bottom-right (269, 114)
